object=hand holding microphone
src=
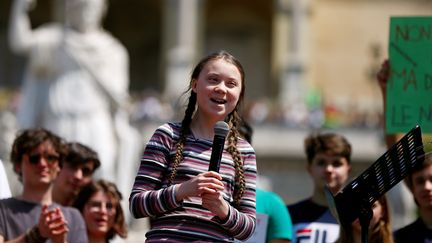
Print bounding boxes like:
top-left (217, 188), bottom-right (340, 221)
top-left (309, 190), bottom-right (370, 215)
top-left (176, 121), bottom-right (229, 202)
top-left (208, 121), bottom-right (230, 172)
top-left (201, 121), bottom-right (230, 218)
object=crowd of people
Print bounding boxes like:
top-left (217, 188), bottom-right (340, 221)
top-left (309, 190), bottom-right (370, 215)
top-left (0, 129), bottom-right (127, 242)
top-left (0, 49), bottom-right (431, 243)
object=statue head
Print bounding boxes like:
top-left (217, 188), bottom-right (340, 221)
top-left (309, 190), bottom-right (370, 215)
top-left (64, 0), bottom-right (107, 32)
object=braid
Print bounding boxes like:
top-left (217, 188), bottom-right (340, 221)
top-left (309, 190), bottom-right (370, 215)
top-left (226, 111), bottom-right (246, 205)
top-left (168, 92), bottom-right (196, 185)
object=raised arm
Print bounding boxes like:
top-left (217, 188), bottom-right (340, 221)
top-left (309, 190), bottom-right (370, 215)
top-left (9, 0), bottom-right (36, 55)
top-left (376, 59), bottom-right (404, 147)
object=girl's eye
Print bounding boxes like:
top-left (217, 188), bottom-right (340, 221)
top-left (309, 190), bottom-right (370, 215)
top-left (227, 81), bottom-right (238, 88)
top-left (209, 77), bottom-right (219, 83)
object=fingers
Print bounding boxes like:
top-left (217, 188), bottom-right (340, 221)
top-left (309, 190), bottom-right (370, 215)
top-left (201, 191), bottom-right (223, 209)
top-left (201, 192), bottom-right (229, 219)
top-left (377, 59), bottom-right (390, 86)
top-left (48, 209), bottom-right (69, 235)
top-left (195, 175), bottom-right (225, 195)
top-left (39, 206), bottom-right (69, 239)
top-left (201, 171), bottom-right (223, 180)
top-left (177, 172), bottom-right (225, 200)
top-left (198, 185), bottom-right (223, 195)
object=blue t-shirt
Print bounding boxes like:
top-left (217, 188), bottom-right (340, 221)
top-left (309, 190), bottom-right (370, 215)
top-left (256, 188), bottom-right (293, 241)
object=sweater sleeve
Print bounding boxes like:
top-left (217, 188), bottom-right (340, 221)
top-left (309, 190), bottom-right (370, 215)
top-left (220, 144), bottom-right (257, 240)
top-left (129, 123), bottom-right (182, 218)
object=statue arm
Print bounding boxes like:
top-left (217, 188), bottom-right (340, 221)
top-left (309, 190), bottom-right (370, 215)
top-left (8, 0), bottom-right (36, 55)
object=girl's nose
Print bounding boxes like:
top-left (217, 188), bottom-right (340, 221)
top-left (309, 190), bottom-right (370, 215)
top-left (214, 82), bottom-right (227, 93)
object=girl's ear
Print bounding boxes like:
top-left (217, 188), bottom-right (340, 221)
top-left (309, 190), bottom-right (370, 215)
top-left (191, 79), bottom-right (198, 93)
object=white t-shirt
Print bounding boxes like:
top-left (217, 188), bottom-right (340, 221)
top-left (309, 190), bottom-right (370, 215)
top-left (0, 160), bottom-right (11, 199)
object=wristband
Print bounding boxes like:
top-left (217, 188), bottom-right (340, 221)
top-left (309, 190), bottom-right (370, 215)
top-left (25, 226), bottom-right (48, 243)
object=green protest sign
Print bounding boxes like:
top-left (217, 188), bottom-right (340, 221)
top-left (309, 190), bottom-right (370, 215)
top-left (387, 16), bottom-right (432, 134)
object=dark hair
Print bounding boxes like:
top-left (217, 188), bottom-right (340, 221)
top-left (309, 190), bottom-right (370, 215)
top-left (405, 153), bottom-right (432, 191)
top-left (65, 142), bottom-right (101, 172)
top-left (304, 132), bottom-right (352, 164)
top-left (238, 120), bottom-right (253, 144)
top-left (73, 179), bottom-right (127, 240)
top-left (168, 50), bottom-right (247, 205)
top-left (10, 128), bottom-right (66, 181)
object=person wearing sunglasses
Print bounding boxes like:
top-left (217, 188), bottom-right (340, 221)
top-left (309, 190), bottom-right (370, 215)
top-left (0, 128), bottom-right (88, 243)
top-left (73, 179), bottom-right (127, 242)
top-left (53, 142), bottom-right (101, 206)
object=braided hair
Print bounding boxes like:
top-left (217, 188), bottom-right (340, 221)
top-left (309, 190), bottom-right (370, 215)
top-left (168, 50), bottom-right (246, 205)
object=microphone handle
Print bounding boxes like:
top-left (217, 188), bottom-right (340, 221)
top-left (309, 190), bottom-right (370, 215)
top-left (209, 135), bottom-right (225, 172)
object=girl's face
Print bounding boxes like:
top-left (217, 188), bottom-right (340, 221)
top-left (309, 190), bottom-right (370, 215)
top-left (351, 200), bottom-right (384, 232)
top-left (83, 191), bottom-right (117, 238)
top-left (411, 164), bottom-right (432, 210)
top-left (307, 152), bottom-right (350, 194)
top-left (192, 58), bottom-right (242, 122)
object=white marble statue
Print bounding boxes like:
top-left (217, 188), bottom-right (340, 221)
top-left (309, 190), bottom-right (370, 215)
top-left (8, 0), bottom-right (141, 185)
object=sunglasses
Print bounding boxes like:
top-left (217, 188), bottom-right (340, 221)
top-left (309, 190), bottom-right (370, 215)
top-left (28, 153), bottom-right (60, 165)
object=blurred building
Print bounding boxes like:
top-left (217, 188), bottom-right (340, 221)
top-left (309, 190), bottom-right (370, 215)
top-left (0, 0), bottom-right (430, 233)
top-left (1, 0), bottom-right (430, 119)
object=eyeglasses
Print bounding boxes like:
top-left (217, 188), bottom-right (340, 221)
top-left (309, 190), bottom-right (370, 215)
top-left (87, 201), bottom-right (116, 215)
top-left (28, 153), bottom-right (60, 165)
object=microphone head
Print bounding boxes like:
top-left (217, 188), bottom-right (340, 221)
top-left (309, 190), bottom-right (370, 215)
top-left (214, 121), bottom-right (230, 137)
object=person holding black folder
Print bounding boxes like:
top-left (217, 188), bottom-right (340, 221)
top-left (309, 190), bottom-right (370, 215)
top-left (337, 195), bottom-right (393, 243)
top-left (377, 60), bottom-right (432, 243)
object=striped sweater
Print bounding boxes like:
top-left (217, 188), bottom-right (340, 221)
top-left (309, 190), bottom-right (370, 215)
top-left (129, 122), bottom-right (257, 242)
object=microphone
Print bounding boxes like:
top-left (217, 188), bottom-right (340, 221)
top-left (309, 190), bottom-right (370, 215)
top-left (208, 121), bottom-right (230, 172)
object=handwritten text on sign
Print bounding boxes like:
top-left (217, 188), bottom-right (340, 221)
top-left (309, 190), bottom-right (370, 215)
top-left (387, 16), bottom-right (432, 133)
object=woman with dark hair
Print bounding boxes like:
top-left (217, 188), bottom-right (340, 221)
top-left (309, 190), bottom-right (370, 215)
top-left (376, 59), bottom-right (431, 242)
top-left (74, 179), bottom-right (127, 242)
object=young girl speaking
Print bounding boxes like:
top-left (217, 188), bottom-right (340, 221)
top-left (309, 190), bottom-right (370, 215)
top-left (129, 51), bottom-right (257, 242)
